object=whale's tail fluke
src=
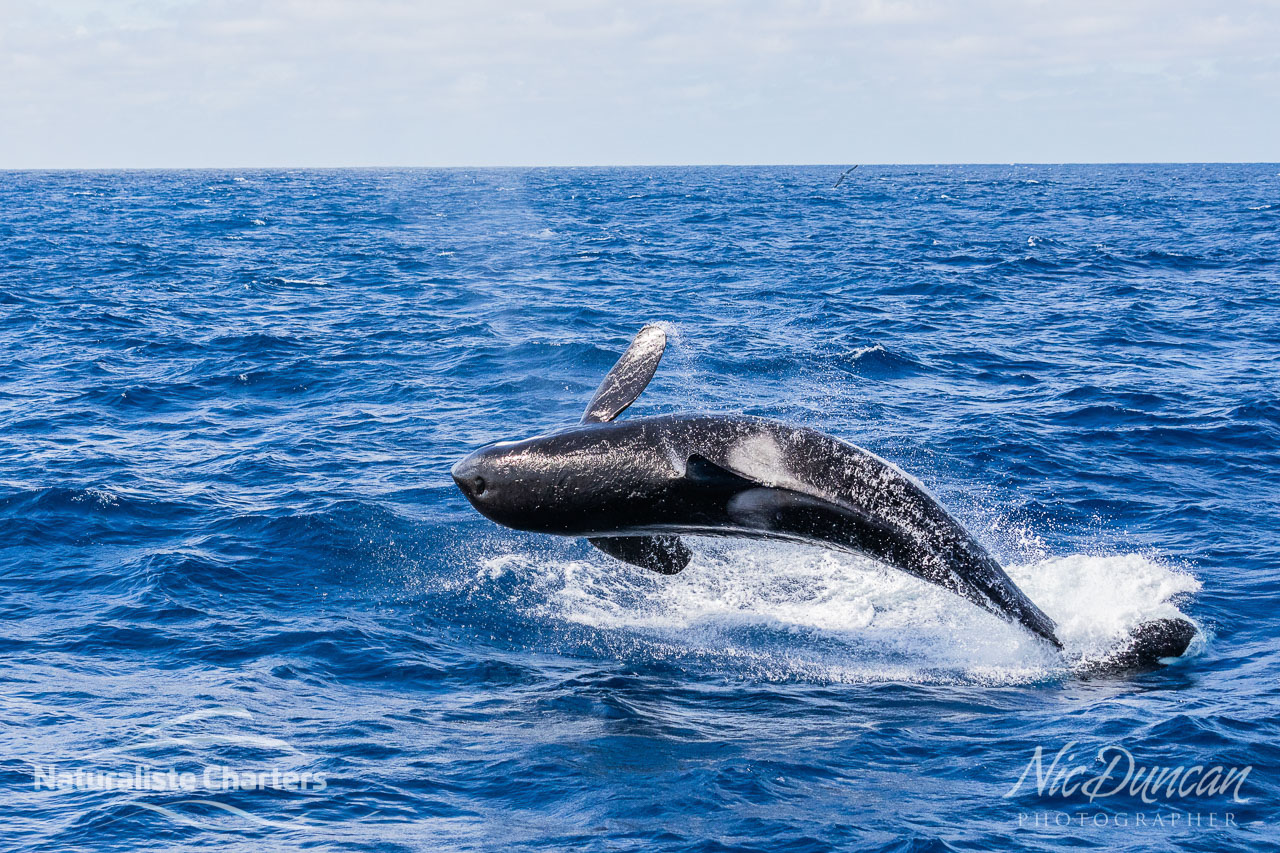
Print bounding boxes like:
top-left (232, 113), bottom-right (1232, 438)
top-left (1083, 618), bottom-right (1198, 677)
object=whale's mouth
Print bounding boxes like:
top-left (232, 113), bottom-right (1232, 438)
top-left (467, 540), bottom-right (1201, 685)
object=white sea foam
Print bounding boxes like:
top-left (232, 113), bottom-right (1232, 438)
top-left (72, 488), bottom-right (121, 508)
top-left (848, 343), bottom-right (887, 360)
top-left (478, 540), bottom-right (1201, 685)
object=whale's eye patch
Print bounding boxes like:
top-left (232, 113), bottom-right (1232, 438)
top-left (473, 476), bottom-right (486, 495)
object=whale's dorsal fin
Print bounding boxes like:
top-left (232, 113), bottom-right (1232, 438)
top-left (582, 325), bottom-right (687, 573)
top-left (581, 324), bottom-right (666, 424)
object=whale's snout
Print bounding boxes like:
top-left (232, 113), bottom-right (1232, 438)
top-left (451, 452), bottom-right (491, 504)
top-left (449, 434), bottom-right (604, 535)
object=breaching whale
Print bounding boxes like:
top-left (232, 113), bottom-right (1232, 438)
top-left (452, 325), bottom-right (1197, 672)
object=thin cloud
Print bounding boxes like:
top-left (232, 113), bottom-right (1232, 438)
top-left (1, 0), bottom-right (1276, 166)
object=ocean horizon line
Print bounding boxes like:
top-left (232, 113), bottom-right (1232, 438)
top-left (3, 160), bottom-right (1277, 173)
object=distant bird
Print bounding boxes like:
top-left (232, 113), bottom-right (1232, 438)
top-left (833, 164), bottom-right (859, 188)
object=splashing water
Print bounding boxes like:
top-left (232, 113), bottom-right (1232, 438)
top-left (474, 541), bottom-right (1200, 685)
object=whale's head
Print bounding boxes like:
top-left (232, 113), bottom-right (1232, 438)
top-left (450, 424), bottom-right (673, 535)
top-left (450, 440), bottom-right (525, 525)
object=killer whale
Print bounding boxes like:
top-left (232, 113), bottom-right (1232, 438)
top-left (451, 325), bottom-right (1197, 670)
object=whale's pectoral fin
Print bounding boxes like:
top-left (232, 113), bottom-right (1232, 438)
top-left (589, 535), bottom-right (691, 575)
top-left (581, 324), bottom-right (667, 424)
top-left (724, 487), bottom-right (895, 552)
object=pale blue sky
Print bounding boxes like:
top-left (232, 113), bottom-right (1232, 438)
top-left (3, 0), bottom-right (1278, 167)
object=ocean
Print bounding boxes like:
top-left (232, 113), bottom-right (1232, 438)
top-left (1, 165), bottom-right (1276, 851)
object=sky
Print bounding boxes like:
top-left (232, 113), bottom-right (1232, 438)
top-left (2, 0), bottom-right (1278, 167)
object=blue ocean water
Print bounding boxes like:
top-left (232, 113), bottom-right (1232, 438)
top-left (1, 165), bottom-right (1277, 851)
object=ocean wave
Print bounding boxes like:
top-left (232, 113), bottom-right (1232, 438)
top-left (4, 164), bottom-right (1277, 851)
top-left (842, 344), bottom-right (925, 379)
